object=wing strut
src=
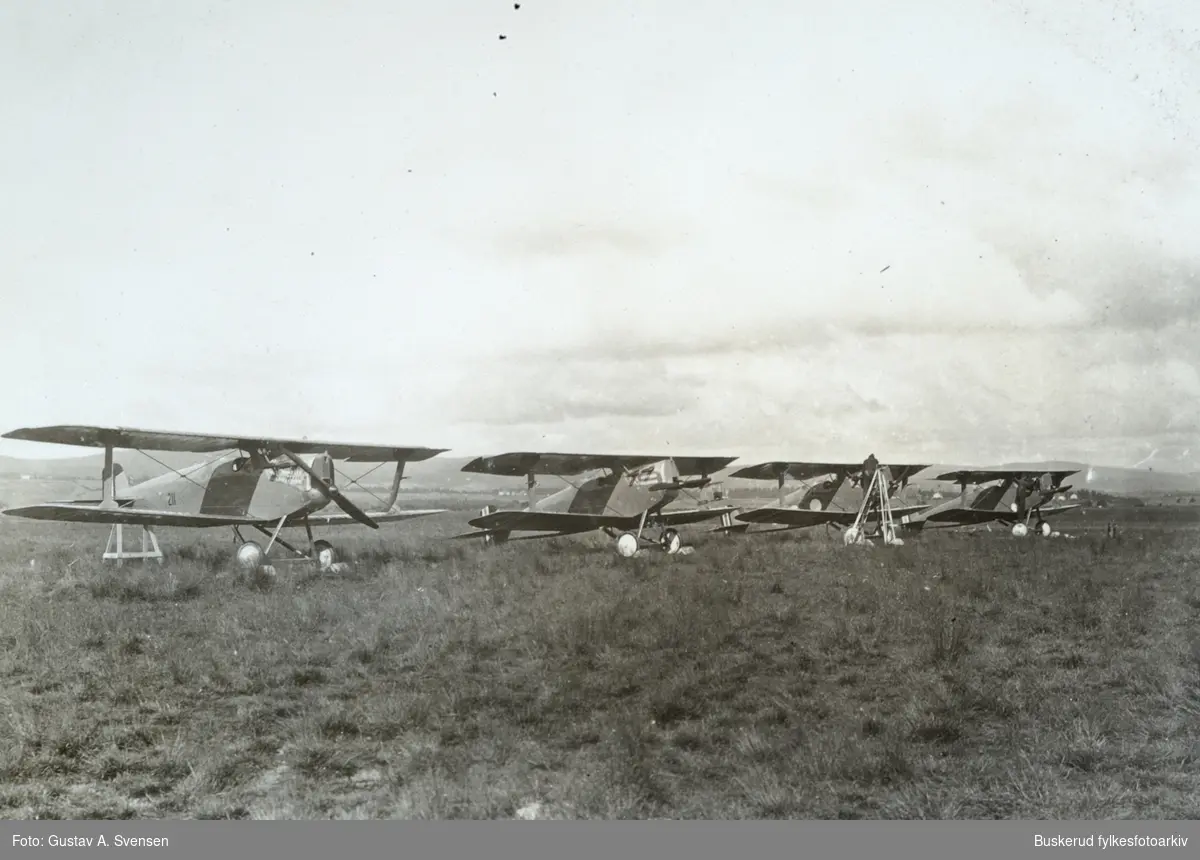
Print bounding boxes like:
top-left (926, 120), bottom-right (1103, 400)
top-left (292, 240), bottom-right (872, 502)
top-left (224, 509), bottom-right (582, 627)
top-left (101, 444), bottom-right (116, 509)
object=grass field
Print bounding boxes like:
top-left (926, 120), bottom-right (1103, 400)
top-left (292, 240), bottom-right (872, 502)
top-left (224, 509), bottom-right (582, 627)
top-left (0, 504), bottom-right (1198, 819)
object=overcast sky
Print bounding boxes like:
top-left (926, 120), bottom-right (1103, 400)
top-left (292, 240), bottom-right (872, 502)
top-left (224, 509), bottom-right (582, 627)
top-left (2, 1), bottom-right (1198, 466)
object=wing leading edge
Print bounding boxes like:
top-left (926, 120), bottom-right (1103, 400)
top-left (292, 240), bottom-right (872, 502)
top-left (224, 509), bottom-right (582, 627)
top-left (1, 503), bottom-right (264, 528)
top-left (2, 425), bottom-right (448, 462)
top-left (736, 504), bottom-right (930, 527)
top-left (461, 504), bottom-right (738, 535)
top-left (462, 452), bottom-right (738, 477)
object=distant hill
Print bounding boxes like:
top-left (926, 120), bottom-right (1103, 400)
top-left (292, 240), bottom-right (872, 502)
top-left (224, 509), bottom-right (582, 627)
top-left (3, 451), bottom-right (1199, 499)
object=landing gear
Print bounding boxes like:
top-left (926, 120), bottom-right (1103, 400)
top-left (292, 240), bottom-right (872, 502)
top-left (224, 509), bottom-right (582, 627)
top-left (611, 515), bottom-right (686, 558)
top-left (313, 539), bottom-right (338, 571)
top-left (236, 539), bottom-right (266, 570)
top-left (229, 516), bottom-right (346, 575)
top-left (1011, 517), bottom-right (1051, 538)
top-left (616, 532), bottom-right (640, 558)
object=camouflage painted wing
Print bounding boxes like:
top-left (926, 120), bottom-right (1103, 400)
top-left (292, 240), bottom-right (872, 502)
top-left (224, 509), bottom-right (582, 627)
top-left (933, 468), bottom-right (1082, 485)
top-left (1, 425), bottom-right (448, 462)
top-left (924, 504), bottom-right (1081, 525)
top-left (463, 509), bottom-right (633, 533)
top-left (656, 505), bottom-right (740, 526)
top-left (737, 504), bottom-right (929, 527)
top-left (0, 503), bottom-right (262, 527)
top-left (461, 452), bottom-right (737, 478)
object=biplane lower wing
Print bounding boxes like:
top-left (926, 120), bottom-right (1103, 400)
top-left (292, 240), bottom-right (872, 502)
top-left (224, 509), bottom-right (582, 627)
top-left (464, 510), bottom-right (637, 533)
top-left (1, 503), bottom-right (262, 528)
top-left (737, 504), bottom-right (930, 527)
top-left (655, 505), bottom-right (740, 527)
top-left (303, 508), bottom-right (446, 526)
top-left (460, 504), bottom-right (737, 537)
top-left (923, 504), bottom-right (1081, 525)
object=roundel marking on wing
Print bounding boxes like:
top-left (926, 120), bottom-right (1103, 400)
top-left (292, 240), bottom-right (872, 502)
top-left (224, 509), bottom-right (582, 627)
top-left (809, 498), bottom-right (824, 511)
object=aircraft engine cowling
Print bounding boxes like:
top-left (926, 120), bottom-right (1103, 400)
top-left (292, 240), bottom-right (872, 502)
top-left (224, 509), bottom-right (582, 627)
top-left (303, 453), bottom-right (338, 503)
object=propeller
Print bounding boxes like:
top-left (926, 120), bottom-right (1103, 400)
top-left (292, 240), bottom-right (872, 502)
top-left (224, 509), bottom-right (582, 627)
top-left (277, 447), bottom-right (379, 529)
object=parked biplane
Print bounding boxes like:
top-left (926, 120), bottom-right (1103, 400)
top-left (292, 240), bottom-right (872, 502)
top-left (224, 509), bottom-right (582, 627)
top-left (724, 460), bottom-right (931, 534)
top-left (451, 452), bottom-right (739, 556)
top-left (0, 425), bottom-right (449, 569)
top-left (896, 467), bottom-right (1081, 537)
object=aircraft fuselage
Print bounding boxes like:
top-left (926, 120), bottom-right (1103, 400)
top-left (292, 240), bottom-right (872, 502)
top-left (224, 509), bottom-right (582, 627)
top-left (113, 452), bottom-right (336, 524)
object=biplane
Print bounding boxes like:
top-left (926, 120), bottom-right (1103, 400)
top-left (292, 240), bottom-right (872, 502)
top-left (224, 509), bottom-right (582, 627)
top-left (0, 425), bottom-right (449, 569)
top-left (895, 467), bottom-right (1082, 537)
top-left (725, 460), bottom-right (931, 533)
top-left (451, 452), bottom-right (739, 557)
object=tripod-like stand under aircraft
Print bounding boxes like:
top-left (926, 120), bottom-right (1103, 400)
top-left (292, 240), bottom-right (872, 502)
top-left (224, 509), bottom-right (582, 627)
top-left (451, 451), bottom-right (739, 557)
top-left (1, 425), bottom-right (449, 570)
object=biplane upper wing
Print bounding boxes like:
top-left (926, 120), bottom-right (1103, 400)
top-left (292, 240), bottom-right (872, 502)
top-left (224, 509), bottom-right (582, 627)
top-left (730, 461), bottom-right (930, 483)
top-left (736, 503), bottom-right (930, 527)
top-left (670, 457), bottom-right (739, 476)
top-left (461, 452), bottom-right (737, 477)
top-left (933, 468), bottom-right (1081, 485)
top-left (887, 464), bottom-right (933, 484)
top-left (462, 452), bottom-right (660, 477)
top-left (0, 502), bottom-right (262, 528)
top-left (1, 425), bottom-right (447, 462)
top-left (729, 461), bottom-right (858, 482)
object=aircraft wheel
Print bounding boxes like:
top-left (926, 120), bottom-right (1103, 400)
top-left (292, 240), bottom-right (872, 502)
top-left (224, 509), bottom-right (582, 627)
top-left (1037, 520), bottom-right (1052, 538)
top-left (661, 528), bottom-right (682, 555)
top-left (235, 540), bottom-right (265, 571)
top-left (615, 532), bottom-right (640, 558)
top-left (843, 526), bottom-right (860, 546)
top-left (313, 539), bottom-right (337, 571)
top-left (1011, 523), bottom-right (1029, 538)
